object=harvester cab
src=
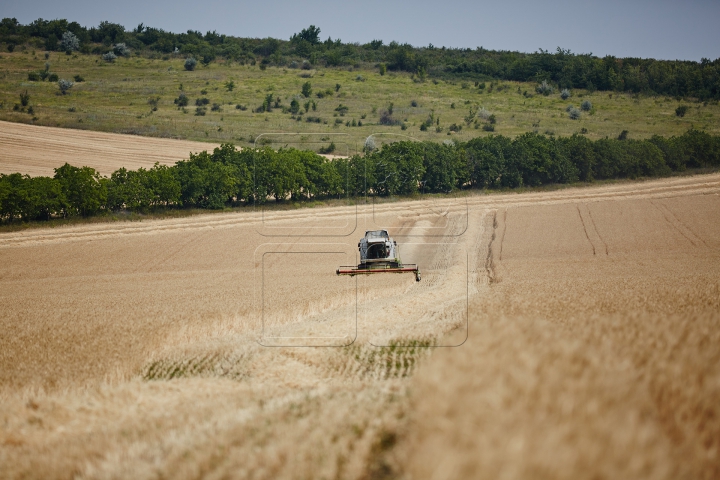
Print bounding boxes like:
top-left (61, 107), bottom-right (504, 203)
top-left (337, 230), bottom-right (421, 281)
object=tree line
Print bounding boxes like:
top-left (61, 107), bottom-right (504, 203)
top-left (2, 18), bottom-right (719, 99)
top-left (1, 130), bottom-right (719, 223)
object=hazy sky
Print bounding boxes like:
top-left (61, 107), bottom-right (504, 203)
top-left (4, 0), bottom-right (719, 61)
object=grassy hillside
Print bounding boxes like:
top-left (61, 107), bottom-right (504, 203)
top-left (1, 50), bottom-right (718, 153)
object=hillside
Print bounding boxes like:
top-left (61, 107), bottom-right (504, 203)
top-left (1, 49), bottom-right (718, 151)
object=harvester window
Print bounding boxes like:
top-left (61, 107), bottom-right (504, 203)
top-left (367, 243), bottom-right (387, 259)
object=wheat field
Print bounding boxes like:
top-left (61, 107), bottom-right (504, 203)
top-left (0, 169), bottom-right (719, 478)
top-left (0, 120), bottom-right (217, 177)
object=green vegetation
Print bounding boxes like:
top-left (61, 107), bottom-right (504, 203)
top-left (0, 49), bottom-right (717, 146)
top-left (1, 19), bottom-right (719, 146)
top-left (4, 18), bottom-right (717, 98)
top-left (2, 129), bottom-right (718, 224)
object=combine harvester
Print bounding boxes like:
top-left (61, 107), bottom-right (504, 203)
top-left (337, 230), bottom-right (421, 282)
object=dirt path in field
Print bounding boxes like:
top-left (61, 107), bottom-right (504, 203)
top-left (0, 120), bottom-right (218, 176)
top-left (1, 173), bottom-right (719, 479)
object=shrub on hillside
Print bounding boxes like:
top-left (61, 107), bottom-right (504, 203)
top-left (536, 80), bottom-right (554, 96)
top-left (675, 105), bottom-right (689, 117)
top-left (102, 51), bottom-right (117, 62)
top-left (301, 81), bottom-right (312, 98)
top-left (568, 107), bottom-right (581, 120)
top-left (560, 88), bottom-right (571, 100)
top-left (581, 100), bottom-right (592, 111)
top-left (184, 57), bottom-right (197, 71)
top-left (113, 43), bottom-right (130, 57)
top-left (58, 79), bottom-right (74, 95)
top-left (60, 31), bottom-right (80, 52)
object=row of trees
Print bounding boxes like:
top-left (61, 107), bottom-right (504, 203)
top-left (2, 18), bottom-right (719, 99)
top-left (1, 130), bottom-right (718, 222)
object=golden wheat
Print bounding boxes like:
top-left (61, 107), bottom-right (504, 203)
top-left (0, 172), bottom-right (718, 479)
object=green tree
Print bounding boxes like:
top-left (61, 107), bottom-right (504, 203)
top-left (53, 164), bottom-right (107, 216)
top-left (289, 98), bottom-right (300, 114)
top-left (301, 81), bottom-right (312, 98)
top-left (370, 141), bottom-right (425, 196)
top-left (25, 176), bottom-right (66, 220)
top-left (291, 25), bottom-right (321, 45)
top-left (558, 134), bottom-right (596, 182)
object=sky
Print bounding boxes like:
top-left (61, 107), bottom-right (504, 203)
top-left (4, 0), bottom-right (720, 61)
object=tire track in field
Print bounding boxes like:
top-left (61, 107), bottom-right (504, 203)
top-left (484, 211), bottom-right (498, 283)
top-left (585, 205), bottom-right (609, 255)
top-left (577, 203), bottom-right (608, 256)
top-left (498, 208), bottom-right (508, 261)
top-left (650, 200), bottom-right (708, 248)
top-left (576, 205), bottom-right (596, 256)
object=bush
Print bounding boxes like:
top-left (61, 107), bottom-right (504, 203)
top-left (27, 72), bottom-right (40, 81)
top-left (102, 51), bottom-right (117, 62)
top-left (174, 93), bottom-right (189, 107)
top-left (236, 104), bottom-right (247, 111)
top-left (379, 110), bottom-right (400, 126)
top-left (618, 130), bottom-right (629, 140)
top-left (195, 107), bottom-right (207, 116)
top-left (60, 31), bottom-right (79, 52)
top-left (568, 107), bottom-right (581, 120)
top-left (113, 43), bottom-right (130, 57)
top-left (301, 81), bottom-right (312, 98)
top-left (482, 124), bottom-right (495, 132)
top-left (48, 73), bottom-right (58, 82)
top-left (73, 74), bottom-right (85, 82)
top-left (289, 98), bottom-right (300, 114)
top-left (195, 97), bottom-right (210, 106)
top-left (581, 100), bottom-right (592, 111)
top-left (379, 63), bottom-right (387, 75)
top-left (477, 107), bottom-right (490, 120)
top-left (184, 57), bottom-right (197, 71)
top-left (560, 89), bottom-right (570, 100)
top-left (675, 105), bottom-right (689, 117)
top-left (411, 100), bottom-right (418, 107)
top-left (319, 142), bottom-right (336, 154)
top-left (58, 79), bottom-right (74, 95)
top-left (211, 103), bottom-right (222, 112)
top-left (536, 80), bottom-right (554, 96)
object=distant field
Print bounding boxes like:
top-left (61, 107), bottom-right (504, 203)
top-left (0, 50), bottom-right (718, 153)
top-left (0, 174), bottom-right (718, 479)
top-left (0, 120), bottom-right (217, 176)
